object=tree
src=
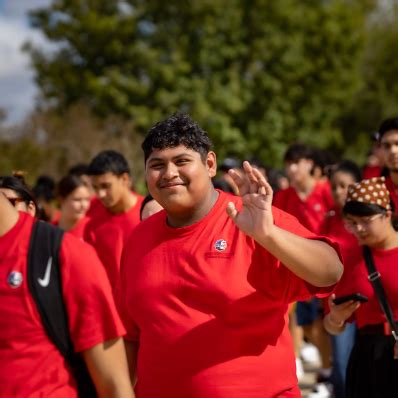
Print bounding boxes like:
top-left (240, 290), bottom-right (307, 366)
top-left (0, 104), bottom-right (144, 187)
top-left (26, 0), bottom-right (368, 165)
top-left (339, 2), bottom-right (398, 150)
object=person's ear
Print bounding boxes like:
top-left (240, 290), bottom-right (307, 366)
top-left (120, 173), bottom-right (131, 187)
top-left (27, 202), bottom-right (37, 217)
top-left (206, 151), bottom-right (217, 178)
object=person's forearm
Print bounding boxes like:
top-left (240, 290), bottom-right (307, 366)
top-left (323, 313), bottom-right (346, 335)
top-left (255, 225), bottom-right (343, 287)
top-left (83, 338), bottom-right (135, 398)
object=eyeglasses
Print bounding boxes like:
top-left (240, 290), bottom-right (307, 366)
top-left (6, 197), bottom-right (26, 207)
top-left (344, 214), bottom-right (385, 230)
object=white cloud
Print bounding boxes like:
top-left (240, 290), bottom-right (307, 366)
top-left (1, 0), bottom-right (51, 18)
top-left (0, 0), bottom-right (51, 124)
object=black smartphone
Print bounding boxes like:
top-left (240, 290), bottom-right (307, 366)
top-left (333, 293), bottom-right (368, 305)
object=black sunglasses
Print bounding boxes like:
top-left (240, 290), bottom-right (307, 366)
top-left (6, 197), bottom-right (26, 207)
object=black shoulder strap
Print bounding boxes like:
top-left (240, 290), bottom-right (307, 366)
top-left (27, 221), bottom-right (97, 397)
top-left (27, 220), bottom-right (73, 356)
top-left (362, 245), bottom-right (398, 340)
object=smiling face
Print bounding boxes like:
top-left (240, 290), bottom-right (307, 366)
top-left (145, 145), bottom-right (217, 225)
top-left (344, 212), bottom-right (391, 247)
top-left (60, 185), bottom-right (91, 222)
top-left (380, 130), bottom-right (398, 172)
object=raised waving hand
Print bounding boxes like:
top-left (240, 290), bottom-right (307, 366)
top-left (226, 161), bottom-right (274, 240)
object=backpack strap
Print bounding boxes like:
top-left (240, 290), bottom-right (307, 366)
top-left (27, 220), bottom-right (98, 397)
top-left (27, 220), bottom-right (73, 356)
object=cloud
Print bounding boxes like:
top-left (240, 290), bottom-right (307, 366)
top-left (0, 0), bottom-right (51, 124)
top-left (1, 0), bottom-right (51, 18)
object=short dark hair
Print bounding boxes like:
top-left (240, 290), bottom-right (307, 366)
top-left (311, 148), bottom-right (335, 177)
top-left (142, 113), bottom-right (212, 163)
top-left (88, 150), bottom-right (130, 176)
top-left (33, 175), bottom-right (56, 202)
top-left (0, 173), bottom-right (37, 209)
top-left (378, 117), bottom-right (398, 140)
top-left (68, 163), bottom-right (89, 176)
top-left (284, 143), bottom-right (314, 163)
top-left (330, 160), bottom-right (362, 183)
top-left (57, 174), bottom-right (88, 198)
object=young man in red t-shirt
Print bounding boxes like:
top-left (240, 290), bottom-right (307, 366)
top-left (273, 143), bottom-right (335, 382)
top-left (117, 113), bottom-right (343, 398)
top-left (273, 143), bottom-right (334, 234)
top-left (0, 193), bottom-right (134, 397)
top-left (377, 118), bottom-right (398, 211)
top-left (84, 150), bottom-right (144, 288)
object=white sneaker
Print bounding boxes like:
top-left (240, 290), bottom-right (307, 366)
top-left (307, 382), bottom-right (333, 398)
top-left (300, 342), bottom-right (321, 365)
top-left (295, 357), bottom-right (304, 380)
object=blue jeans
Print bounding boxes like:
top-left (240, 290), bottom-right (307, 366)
top-left (330, 322), bottom-right (356, 398)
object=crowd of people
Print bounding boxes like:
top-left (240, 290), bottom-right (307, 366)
top-left (0, 113), bottom-right (397, 398)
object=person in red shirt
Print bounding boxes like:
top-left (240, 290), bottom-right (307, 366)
top-left (84, 150), bottom-right (144, 287)
top-left (273, 144), bottom-right (334, 234)
top-left (273, 144), bottom-right (335, 382)
top-left (320, 160), bottom-right (361, 398)
top-left (117, 113), bottom-right (343, 398)
top-left (54, 174), bottom-right (91, 239)
top-left (0, 192), bottom-right (134, 397)
top-left (377, 118), bottom-right (398, 212)
top-left (324, 177), bottom-right (398, 398)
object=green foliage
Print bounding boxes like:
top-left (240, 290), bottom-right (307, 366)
top-left (0, 137), bottom-right (45, 183)
top-left (339, 3), bottom-right (398, 155)
top-left (26, 0), bottom-right (369, 166)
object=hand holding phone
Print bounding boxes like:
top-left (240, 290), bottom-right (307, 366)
top-left (333, 293), bottom-right (368, 305)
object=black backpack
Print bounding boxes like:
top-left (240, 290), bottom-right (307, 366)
top-left (27, 220), bottom-right (97, 397)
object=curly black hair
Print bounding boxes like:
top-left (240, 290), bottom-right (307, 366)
top-left (142, 113), bottom-right (212, 163)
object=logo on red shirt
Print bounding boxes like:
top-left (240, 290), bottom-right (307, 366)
top-left (214, 239), bottom-right (228, 251)
top-left (7, 271), bottom-right (23, 288)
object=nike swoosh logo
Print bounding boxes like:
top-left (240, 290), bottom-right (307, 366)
top-left (37, 257), bottom-right (52, 287)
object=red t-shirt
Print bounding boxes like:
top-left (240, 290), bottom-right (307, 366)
top-left (53, 216), bottom-right (89, 240)
top-left (118, 191), bottom-right (339, 398)
top-left (0, 212), bottom-right (125, 397)
top-left (273, 181), bottom-right (334, 234)
top-left (86, 196), bottom-right (109, 220)
top-left (385, 176), bottom-right (398, 211)
top-left (320, 208), bottom-right (358, 264)
top-left (332, 245), bottom-right (398, 329)
top-left (362, 165), bottom-right (382, 180)
top-left (84, 194), bottom-right (144, 287)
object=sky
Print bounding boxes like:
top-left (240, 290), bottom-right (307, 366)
top-left (0, 0), bottom-right (51, 124)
